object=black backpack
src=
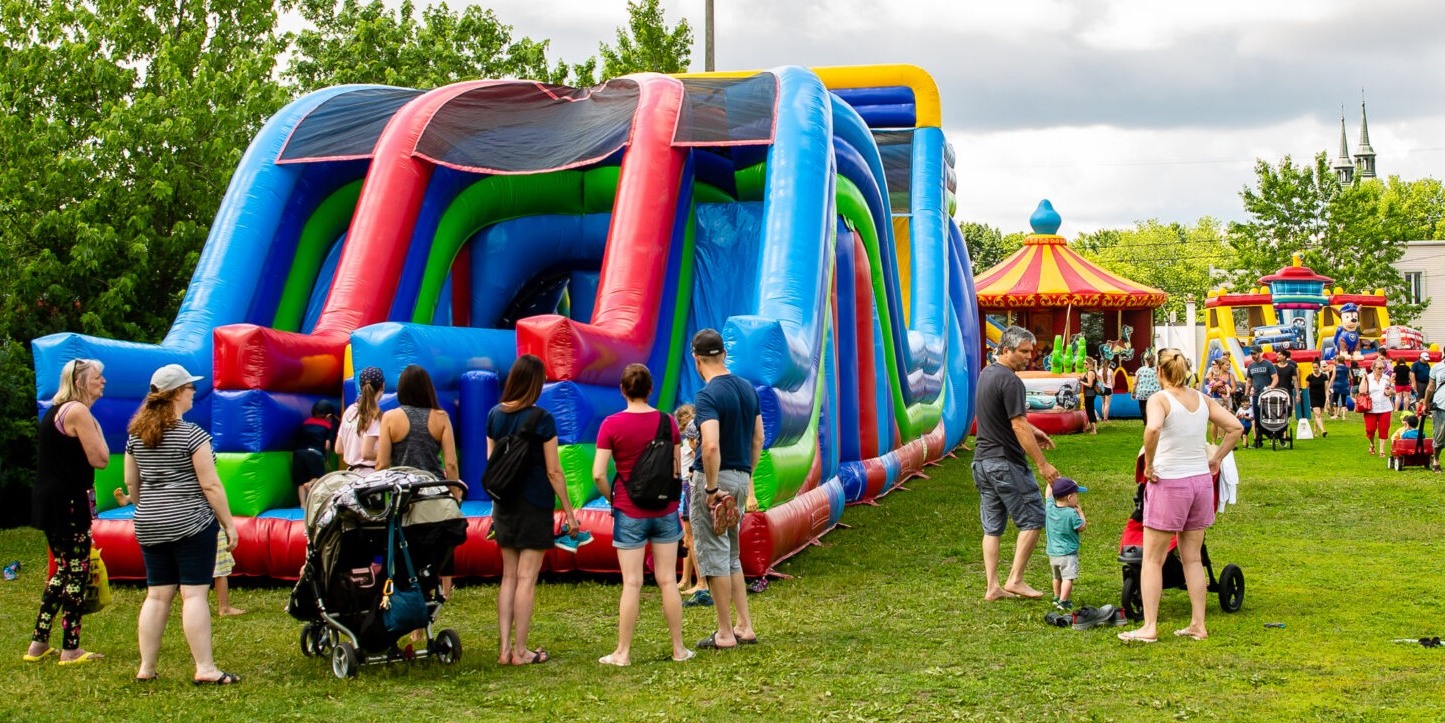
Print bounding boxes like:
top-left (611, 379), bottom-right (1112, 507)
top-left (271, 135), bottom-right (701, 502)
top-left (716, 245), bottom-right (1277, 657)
top-left (621, 412), bottom-right (680, 510)
top-left (482, 407), bottom-right (543, 502)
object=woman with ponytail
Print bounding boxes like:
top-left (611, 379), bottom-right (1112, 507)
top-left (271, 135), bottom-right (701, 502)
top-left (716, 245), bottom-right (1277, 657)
top-left (336, 367), bottom-right (385, 474)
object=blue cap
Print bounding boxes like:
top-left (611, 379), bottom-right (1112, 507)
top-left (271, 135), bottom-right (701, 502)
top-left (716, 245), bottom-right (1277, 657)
top-left (1052, 477), bottom-right (1086, 497)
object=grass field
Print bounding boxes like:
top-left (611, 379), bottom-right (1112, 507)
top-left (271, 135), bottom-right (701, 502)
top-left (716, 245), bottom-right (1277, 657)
top-left (2, 416), bottom-right (1442, 721)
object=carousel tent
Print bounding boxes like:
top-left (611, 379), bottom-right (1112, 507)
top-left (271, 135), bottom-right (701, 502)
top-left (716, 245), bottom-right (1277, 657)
top-left (975, 200), bottom-right (1166, 368)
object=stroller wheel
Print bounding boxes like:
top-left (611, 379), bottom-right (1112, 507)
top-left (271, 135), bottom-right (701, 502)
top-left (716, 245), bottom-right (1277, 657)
top-left (1120, 570), bottom-right (1143, 621)
top-left (300, 624), bottom-right (317, 658)
top-left (432, 629), bottom-right (462, 665)
top-left (332, 642), bottom-right (360, 679)
top-left (1218, 564), bottom-right (1245, 613)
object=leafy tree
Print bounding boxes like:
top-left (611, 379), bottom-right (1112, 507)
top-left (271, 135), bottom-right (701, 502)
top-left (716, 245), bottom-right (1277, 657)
top-left (958, 222), bottom-right (1024, 277)
top-left (596, 0), bottom-right (692, 79)
top-left (0, 0), bottom-right (289, 502)
top-left (1226, 154), bottom-right (1438, 325)
top-left (286, 0), bottom-right (572, 90)
top-left (1075, 219), bottom-right (1233, 322)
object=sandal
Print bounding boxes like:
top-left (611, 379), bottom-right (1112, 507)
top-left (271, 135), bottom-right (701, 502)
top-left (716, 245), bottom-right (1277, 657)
top-left (193, 671), bottom-right (241, 685)
top-left (57, 651), bottom-right (103, 666)
top-left (135, 674), bottom-right (160, 683)
top-left (710, 495), bottom-right (739, 535)
top-left (1117, 631), bottom-right (1157, 643)
top-left (22, 647), bottom-right (56, 663)
top-left (516, 648), bottom-right (549, 665)
top-left (696, 633), bottom-right (737, 650)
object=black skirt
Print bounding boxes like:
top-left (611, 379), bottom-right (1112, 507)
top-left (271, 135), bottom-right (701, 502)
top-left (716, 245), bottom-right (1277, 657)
top-left (491, 497), bottom-right (555, 551)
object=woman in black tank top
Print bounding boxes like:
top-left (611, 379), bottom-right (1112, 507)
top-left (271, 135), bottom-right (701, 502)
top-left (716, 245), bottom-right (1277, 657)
top-left (26, 358), bottom-right (111, 664)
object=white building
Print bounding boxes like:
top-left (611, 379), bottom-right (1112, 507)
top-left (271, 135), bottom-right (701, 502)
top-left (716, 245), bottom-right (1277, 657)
top-left (1399, 240), bottom-right (1445, 345)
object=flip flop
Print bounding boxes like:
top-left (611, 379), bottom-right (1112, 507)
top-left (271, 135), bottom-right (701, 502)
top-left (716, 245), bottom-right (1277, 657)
top-left (1173, 629), bottom-right (1207, 641)
top-left (696, 633), bottom-right (737, 650)
top-left (22, 647), bottom-right (56, 663)
top-left (1117, 631), bottom-right (1157, 644)
top-left (672, 649), bottom-right (696, 662)
top-left (192, 671), bottom-right (241, 685)
top-left (135, 674), bottom-right (159, 683)
top-left (57, 651), bottom-right (103, 666)
top-left (734, 633), bottom-right (760, 645)
top-left (597, 654), bottom-right (630, 667)
top-left (517, 648), bottom-right (549, 664)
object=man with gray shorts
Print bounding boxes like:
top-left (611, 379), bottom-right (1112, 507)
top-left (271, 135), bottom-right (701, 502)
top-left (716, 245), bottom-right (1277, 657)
top-left (689, 329), bottom-right (764, 649)
top-left (973, 326), bottom-right (1060, 600)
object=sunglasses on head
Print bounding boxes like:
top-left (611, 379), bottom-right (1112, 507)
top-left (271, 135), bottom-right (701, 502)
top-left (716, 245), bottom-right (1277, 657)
top-left (71, 359), bottom-right (90, 386)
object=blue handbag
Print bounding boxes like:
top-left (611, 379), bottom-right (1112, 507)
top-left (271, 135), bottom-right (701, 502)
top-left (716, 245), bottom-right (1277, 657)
top-left (380, 517), bottom-right (430, 635)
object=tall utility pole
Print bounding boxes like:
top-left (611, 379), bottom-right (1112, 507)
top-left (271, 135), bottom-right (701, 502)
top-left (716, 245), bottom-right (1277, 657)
top-left (705, 0), bottom-right (715, 71)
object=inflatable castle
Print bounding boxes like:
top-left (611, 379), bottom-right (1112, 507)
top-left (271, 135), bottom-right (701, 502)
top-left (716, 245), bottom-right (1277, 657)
top-left (32, 65), bottom-right (980, 580)
top-left (1203, 253), bottom-right (1429, 379)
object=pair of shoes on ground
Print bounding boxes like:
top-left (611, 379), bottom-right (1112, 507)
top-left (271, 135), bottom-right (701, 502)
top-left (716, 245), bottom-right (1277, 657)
top-left (683, 589), bottom-right (713, 607)
top-left (553, 530), bottom-right (595, 553)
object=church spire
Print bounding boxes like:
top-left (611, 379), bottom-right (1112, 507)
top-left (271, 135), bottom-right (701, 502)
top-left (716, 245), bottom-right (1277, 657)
top-left (1332, 108), bottom-right (1354, 185)
top-left (1354, 92), bottom-right (1376, 179)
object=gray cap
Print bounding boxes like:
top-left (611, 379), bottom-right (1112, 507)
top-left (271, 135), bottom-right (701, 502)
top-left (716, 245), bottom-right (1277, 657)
top-left (150, 363), bottom-right (203, 393)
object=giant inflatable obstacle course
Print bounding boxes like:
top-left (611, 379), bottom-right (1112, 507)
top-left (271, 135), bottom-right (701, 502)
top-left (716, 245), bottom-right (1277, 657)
top-left (33, 65), bottom-right (980, 580)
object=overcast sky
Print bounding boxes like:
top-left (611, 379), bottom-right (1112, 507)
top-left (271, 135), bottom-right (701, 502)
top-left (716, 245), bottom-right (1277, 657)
top-left (480, 0), bottom-right (1445, 236)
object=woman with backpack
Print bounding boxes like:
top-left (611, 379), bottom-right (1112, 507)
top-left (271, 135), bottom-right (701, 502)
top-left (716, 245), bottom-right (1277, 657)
top-left (592, 363), bottom-right (691, 666)
top-left (485, 354), bottom-right (578, 665)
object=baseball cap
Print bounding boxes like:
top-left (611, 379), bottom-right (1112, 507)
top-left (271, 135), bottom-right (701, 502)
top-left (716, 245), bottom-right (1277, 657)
top-left (691, 328), bottom-right (725, 357)
top-left (1421, 350), bottom-right (1434, 362)
top-left (1051, 477), bottom-right (1087, 497)
top-left (150, 364), bottom-right (203, 393)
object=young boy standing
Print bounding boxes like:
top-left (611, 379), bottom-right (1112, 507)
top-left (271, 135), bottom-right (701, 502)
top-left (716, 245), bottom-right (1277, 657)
top-left (1046, 477), bottom-right (1087, 611)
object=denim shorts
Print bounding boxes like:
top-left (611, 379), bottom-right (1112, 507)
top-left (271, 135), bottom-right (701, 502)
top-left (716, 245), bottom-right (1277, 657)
top-left (612, 509), bottom-right (684, 550)
top-left (972, 458), bottom-right (1046, 536)
top-left (141, 518), bottom-right (220, 587)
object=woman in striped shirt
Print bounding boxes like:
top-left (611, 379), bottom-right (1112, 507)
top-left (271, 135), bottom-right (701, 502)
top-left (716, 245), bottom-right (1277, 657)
top-left (124, 364), bottom-right (240, 685)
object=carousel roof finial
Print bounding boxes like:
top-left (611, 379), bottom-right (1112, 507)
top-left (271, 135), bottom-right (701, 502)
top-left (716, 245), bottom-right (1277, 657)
top-left (1030, 199), bottom-right (1061, 235)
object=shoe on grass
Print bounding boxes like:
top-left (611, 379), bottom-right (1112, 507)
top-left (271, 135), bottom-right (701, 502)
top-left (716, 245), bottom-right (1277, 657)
top-left (1054, 598), bottom-right (1073, 611)
top-left (683, 590), bottom-right (714, 607)
top-left (1070, 605), bottom-right (1118, 631)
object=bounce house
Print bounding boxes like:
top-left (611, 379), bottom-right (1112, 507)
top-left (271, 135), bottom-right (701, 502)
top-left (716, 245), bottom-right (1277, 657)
top-left (973, 201), bottom-right (1167, 428)
top-left (32, 65), bottom-right (980, 581)
top-left (1203, 254), bottom-right (1428, 381)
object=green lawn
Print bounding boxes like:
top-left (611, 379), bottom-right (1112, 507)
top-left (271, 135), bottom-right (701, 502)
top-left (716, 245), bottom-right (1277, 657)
top-left (2, 417), bottom-right (1442, 721)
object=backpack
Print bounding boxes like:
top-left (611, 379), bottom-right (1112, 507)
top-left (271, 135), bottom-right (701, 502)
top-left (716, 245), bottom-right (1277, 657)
top-left (482, 407), bottom-right (543, 502)
top-left (621, 412), bottom-right (680, 510)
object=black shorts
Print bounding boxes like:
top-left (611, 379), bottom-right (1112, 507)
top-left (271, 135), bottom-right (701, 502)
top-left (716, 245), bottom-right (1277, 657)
top-left (291, 448), bottom-right (327, 486)
top-left (491, 497), bottom-right (555, 551)
top-left (141, 519), bottom-right (219, 587)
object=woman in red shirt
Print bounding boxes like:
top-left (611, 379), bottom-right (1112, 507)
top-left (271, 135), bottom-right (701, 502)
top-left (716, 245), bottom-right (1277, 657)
top-left (592, 363), bottom-right (691, 665)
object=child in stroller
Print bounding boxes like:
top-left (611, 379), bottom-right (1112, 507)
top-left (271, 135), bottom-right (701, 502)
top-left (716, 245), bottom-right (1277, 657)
top-left (1388, 407), bottom-right (1438, 471)
top-left (289, 468), bottom-right (468, 678)
top-left (1117, 453), bottom-right (1244, 622)
top-left (1254, 387), bottom-right (1294, 450)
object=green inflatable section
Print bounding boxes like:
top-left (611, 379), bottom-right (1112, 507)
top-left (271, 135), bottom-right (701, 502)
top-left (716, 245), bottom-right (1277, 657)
top-left (217, 452), bottom-right (296, 516)
top-left (556, 443), bottom-right (604, 511)
top-left (92, 455), bottom-right (126, 513)
top-left (273, 180), bottom-right (364, 332)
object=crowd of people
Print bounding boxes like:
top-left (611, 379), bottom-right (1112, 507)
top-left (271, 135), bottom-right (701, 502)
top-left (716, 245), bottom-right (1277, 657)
top-left (24, 329), bottom-right (765, 679)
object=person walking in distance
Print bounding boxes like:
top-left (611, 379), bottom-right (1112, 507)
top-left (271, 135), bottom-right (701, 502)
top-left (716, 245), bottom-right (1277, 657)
top-left (973, 326), bottom-right (1060, 601)
top-left (688, 329), bottom-right (763, 650)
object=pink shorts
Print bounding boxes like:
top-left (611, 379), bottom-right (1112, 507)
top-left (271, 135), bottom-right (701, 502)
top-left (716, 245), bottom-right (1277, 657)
top-left (1143, 473), bottom-right (1216, 532)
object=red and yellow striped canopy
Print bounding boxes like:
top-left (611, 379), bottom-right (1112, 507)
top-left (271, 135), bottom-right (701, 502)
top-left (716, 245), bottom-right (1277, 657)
top-left (974, 234), bottom-right (1167, 310)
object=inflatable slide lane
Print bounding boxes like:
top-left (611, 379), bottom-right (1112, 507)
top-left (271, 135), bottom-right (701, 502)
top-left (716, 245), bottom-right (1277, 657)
top-left (41, 66), bottom-right (979, 580)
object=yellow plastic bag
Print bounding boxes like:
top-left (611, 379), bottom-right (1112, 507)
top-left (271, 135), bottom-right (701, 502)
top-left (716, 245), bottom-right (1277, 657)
top-left (82, 547), bottom-right (110, 615)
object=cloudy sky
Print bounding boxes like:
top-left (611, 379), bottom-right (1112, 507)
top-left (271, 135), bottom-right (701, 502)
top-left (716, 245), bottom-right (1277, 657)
top-left (480, 0), bottom-right (1445, 236)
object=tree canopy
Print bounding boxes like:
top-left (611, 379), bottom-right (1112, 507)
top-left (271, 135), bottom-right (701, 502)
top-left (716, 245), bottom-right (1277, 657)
top-left (1074, 219), bottom-right (1234, 322)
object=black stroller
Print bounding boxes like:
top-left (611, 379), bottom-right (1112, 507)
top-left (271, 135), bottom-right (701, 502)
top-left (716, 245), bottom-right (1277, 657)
top-left (1117, 453), bottom-right (1244, 621)
top-left (1255, 387), bottom-right (1294, 450)
top-left (289, 468), bottom-right (468, 678)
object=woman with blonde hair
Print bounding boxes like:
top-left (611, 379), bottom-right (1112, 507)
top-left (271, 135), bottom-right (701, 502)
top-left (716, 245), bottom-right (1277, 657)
top-left (126, 364), bottom-right (239, 684)
top-left (336, 367), bottom-right (385, 474)
top-left (25, 358), bottom-right (110, 665)
top-left (1120, 348), bottom-right (1242, 644)
top-left (1360, 357), bottom-right (1395, 456)
top-left (485, 354), bottom-right (578, 665)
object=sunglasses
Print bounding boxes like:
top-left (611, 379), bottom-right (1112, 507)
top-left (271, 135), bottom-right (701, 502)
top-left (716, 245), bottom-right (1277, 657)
top-left (71, 359), bottom-right (90, 386)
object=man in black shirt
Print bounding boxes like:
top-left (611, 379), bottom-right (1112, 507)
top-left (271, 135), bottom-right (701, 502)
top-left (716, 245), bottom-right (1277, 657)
top-left (1275, 348), bottom-right (1299, 419)
top-left (1245, 349), bottom-right (1278, 448)
top-left (972, 326), bottom-right (1059, 601)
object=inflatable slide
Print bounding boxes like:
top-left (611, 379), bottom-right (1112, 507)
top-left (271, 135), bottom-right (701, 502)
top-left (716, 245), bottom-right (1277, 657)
top-left (33, 65), bottom-right (979, 580)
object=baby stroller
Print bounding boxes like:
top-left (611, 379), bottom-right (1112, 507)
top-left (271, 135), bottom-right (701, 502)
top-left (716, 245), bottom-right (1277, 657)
top-left (1255, 387), bottom-right (1294, 450)
top-left (1388, 403), bottom-right (1437, 471)
top-left (1117, 453), bottom-right (1245, 621)
top-left (289, 468), bottom-right (468, 678)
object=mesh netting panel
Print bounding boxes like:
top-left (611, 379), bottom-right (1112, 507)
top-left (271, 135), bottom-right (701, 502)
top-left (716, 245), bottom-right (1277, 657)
top-left (674, 74), bottom-right (778, 147)
top-left (414, 80), bottom-right (641, 174)
top-left (874, 130), bottom-right (914, 214)
top-left (278, 87), bottom-right (425, 163)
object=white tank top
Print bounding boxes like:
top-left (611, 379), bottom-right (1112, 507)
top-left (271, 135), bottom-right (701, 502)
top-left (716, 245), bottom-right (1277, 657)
top-left (1153, 389), bottom-right (1211, 479)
